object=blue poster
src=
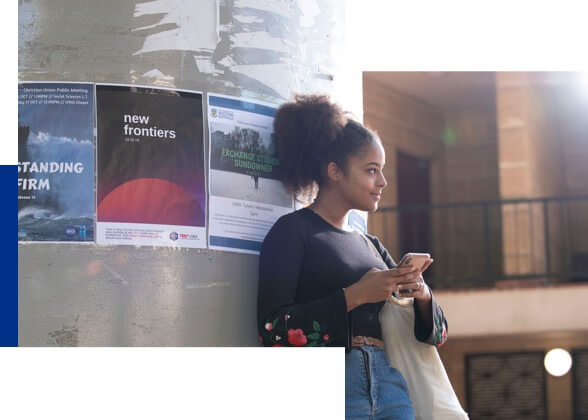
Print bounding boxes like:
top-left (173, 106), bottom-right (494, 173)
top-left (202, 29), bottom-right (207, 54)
top-left (207, 93), bottom-right (293, 254)
top-left (18, 82), bottom-right (95, 241)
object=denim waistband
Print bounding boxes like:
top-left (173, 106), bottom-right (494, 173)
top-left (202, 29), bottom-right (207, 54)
top-left (345, 346), bottom-right (414, 419)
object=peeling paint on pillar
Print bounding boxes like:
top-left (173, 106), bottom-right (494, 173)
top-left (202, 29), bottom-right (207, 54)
top-left (19, 0), bottom-right (341, 99)
top-left (18, 0), bottom-right (343, 346)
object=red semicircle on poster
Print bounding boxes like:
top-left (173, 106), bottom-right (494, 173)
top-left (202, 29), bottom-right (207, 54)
top-left (98, 178), bottom-right (204, 227)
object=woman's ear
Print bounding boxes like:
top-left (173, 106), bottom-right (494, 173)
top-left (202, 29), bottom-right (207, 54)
top-left (326, 162), bottom-right (342, 182)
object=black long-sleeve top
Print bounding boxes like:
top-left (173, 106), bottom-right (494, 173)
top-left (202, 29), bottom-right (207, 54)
top-left (257, 207), bottom-right (448, 349)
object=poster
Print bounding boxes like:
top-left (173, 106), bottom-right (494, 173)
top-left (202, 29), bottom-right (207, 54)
top-left (207, 93), bottom-right (293, 254)
top-left (96, 84), bottom-right (206, 248)
top-left (17, 82), bottom-right (95, 242)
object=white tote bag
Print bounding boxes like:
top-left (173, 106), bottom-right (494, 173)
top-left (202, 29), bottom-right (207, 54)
top-left (379, 295), bottom-right (468, 420)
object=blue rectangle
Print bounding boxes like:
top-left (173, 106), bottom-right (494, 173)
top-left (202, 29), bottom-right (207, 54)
top-left (1, 165), bottom-right (18, 346)
top-left (209, 95), bottom-right (276, 117)
top-left (348, 210), bottom-right (367, 234)
top-left (210, 235), bottom-right (262, 252)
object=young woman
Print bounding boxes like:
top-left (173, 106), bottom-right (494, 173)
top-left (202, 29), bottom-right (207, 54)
top-left (257, 94), bottom-right (448, 419)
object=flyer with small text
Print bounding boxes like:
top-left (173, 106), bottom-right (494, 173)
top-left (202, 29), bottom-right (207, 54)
top-left (207, 93), bottom-right (293, 254)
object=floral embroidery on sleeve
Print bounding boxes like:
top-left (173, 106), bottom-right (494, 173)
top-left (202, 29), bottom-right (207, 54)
top-left (260, 311), bottom-right (333, 347)
top-left (431, 309), bottom-right (448, 347)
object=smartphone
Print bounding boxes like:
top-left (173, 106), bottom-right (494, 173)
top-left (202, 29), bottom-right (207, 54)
top-left (395, 252), bottom-right (431, 294)
top-left (396, 252), bottom-right (431, 271)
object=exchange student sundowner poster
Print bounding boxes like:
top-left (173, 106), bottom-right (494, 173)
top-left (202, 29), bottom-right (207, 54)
top-left (207, 93), bottom-right (293, 254)
top-left (18, 82), bottom-right (95, 242)
top-left (96, 84), bottom-right (206, 248)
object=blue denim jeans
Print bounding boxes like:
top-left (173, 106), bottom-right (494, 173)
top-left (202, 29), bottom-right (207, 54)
top-left (345, 346), bottom-right (415, 419)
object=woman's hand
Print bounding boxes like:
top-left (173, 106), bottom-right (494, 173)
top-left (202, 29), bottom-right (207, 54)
top-left (395, 257), bottom-right (434, 302)
top-left (344, 265), bottom-right (421, 311)
top-left (395, 273), bottom-right (430, 301)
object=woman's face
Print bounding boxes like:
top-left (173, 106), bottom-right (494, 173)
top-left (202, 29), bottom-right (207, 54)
top-left (334, 140), bottom-right (387, 212)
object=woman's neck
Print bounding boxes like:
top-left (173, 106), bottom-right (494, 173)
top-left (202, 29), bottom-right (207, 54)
top-left (308, 192), bottom-right (349, 230)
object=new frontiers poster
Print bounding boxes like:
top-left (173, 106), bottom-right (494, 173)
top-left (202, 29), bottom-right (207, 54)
top-left (18, 82), bottom-right (94, 242)
top-left (208, 94), bottom-right (293, 254)
top-left (96, 85), bottom-right (206, 248)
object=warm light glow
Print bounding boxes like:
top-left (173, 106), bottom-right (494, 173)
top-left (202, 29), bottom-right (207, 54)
top-left (544, 348), bottom-right (572, 377)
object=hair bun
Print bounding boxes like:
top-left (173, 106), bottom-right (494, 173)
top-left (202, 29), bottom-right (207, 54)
top-left (274, 94), bottom-right (347, 197)
top-left (291, 94), bottom-right (347, 159)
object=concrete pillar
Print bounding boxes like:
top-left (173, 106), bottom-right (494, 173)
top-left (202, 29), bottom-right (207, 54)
top-left (496, 72), bottom-right (565, 279)
top-left (18, 0), bottom-right (344, 346)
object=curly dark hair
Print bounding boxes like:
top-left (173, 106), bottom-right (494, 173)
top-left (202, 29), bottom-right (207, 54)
top-left (273, 94), bottom-right (380, 199)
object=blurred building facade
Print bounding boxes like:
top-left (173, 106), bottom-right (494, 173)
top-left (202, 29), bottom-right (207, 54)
top-left (364, 71), bottom-right (588, 419)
